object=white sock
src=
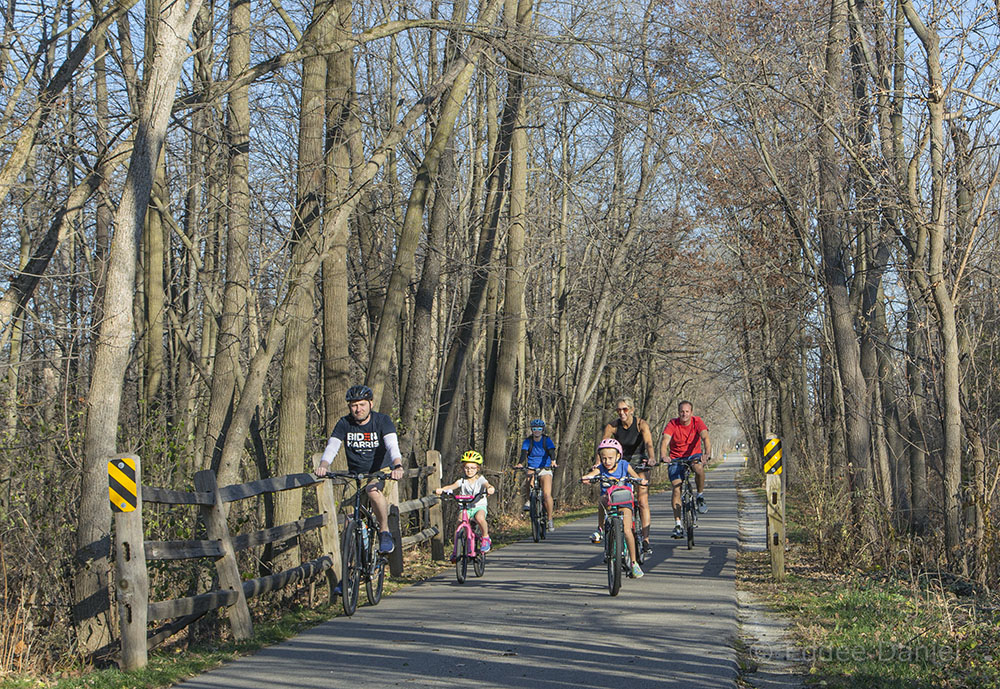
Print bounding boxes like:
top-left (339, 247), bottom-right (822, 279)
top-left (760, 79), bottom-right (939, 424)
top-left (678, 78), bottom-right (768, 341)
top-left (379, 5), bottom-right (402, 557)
top-left (697, 492), bottom-right (704, 498)
top-left (675, 519), bottom-right (682, 526)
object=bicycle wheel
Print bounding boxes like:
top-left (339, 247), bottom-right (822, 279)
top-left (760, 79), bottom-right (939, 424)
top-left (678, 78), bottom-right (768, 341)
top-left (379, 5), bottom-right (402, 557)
top-left (529, 493), bottom-right (541, 543)
top-left (683, 490), bottom-right (695, 549)
top-left (632, 512), bottom-right (645, 565)
top-left (455, 531), bottom-right (468, 584)
top-left (537, 490), bottom-right (548, 540)
top-left (365, 523), bottom-right (385, 605)
top-left (340, 519), bottom-right (361, 616)
top-left (473, 525), bottom-right (486, 577)
top-left (606, 516), bottom-right (622, 596)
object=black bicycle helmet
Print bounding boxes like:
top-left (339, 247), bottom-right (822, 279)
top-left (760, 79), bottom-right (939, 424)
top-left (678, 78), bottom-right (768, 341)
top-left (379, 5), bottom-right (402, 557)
top-left (345, 384), bottom-right (374, 402)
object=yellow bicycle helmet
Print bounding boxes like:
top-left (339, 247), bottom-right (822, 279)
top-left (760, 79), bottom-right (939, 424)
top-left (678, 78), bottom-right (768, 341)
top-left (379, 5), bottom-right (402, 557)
top-left (461, 450), bottom-right (484, 464)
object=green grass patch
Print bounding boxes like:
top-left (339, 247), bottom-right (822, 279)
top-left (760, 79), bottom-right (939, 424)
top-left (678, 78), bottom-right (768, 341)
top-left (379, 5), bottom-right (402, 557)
top-left (738, 487), bottom-right (1000, 689)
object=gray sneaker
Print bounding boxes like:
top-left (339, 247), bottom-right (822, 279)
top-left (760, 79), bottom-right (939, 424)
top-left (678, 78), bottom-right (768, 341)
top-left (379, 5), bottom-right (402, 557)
top-left (672, 525), bottom-right (683, 539)
top-left (378, 531), bottom-right (395, 553)
top-left (696, 495), bottom-right (707, 514)
top-left (546, 519), bottom-right (555, 531)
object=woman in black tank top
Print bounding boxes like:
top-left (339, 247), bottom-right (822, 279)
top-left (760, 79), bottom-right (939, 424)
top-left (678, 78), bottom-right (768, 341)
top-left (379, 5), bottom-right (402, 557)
top-left (601, 396), bottom-right (656, 554)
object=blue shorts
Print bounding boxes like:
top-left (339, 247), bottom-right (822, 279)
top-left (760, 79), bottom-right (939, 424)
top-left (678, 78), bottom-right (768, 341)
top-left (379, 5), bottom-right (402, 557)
top-left (668, 454), bottom-right (702, 482)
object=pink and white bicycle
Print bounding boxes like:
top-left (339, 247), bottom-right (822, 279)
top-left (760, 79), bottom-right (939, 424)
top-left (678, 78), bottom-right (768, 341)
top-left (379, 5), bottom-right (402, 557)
top-left (446, 490), bottom-right (488, 583)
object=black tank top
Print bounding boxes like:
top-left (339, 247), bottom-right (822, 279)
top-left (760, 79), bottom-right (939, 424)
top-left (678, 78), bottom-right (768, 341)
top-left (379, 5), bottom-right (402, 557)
top-left (613, 417), bottom-right (646, 459)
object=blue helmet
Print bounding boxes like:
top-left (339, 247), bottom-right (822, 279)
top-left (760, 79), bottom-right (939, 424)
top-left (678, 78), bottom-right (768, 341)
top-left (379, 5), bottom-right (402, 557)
top-left (530, 418), bottom-right (545, 431)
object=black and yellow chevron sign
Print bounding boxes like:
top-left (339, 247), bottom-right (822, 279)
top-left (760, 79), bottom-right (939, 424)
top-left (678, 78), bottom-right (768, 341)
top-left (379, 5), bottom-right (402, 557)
top-left (763, 438), bottom-right (783, 475)
top-left (109, 456), bottom-right (138, 512)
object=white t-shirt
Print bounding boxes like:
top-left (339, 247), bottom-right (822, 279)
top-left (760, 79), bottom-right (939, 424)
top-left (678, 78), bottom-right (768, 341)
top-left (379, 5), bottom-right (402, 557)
top-left (456, 475), bottom-right (489, 509)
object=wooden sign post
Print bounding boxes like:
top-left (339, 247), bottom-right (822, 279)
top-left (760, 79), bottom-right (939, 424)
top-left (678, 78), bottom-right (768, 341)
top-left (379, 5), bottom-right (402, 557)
top-left (110, 454), bottom-right (148, 670)
top-left (763, 437), bottom-right (785, 581)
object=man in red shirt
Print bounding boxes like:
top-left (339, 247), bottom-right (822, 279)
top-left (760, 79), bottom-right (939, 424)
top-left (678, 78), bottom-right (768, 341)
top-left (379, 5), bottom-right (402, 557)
top-left (659, 400), bottom-right (711, 538)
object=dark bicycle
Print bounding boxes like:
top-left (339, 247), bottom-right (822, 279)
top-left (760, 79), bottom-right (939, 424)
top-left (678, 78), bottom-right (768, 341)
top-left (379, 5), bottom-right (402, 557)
top-left (324, 471), bottom-right (394, 616)
top-left (515, 466), bottom-right (548, 542)
top-left (670, 458), bottom-right (698, 549)
top-left (628, 455), bottom-right (652, 560)
top-left (583, 475), bottom-right (642, 596)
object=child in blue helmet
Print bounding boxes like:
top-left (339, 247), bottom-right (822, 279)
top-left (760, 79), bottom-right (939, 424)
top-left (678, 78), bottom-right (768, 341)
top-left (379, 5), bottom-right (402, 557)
top-left (514, 418), bottom-right (557, 530)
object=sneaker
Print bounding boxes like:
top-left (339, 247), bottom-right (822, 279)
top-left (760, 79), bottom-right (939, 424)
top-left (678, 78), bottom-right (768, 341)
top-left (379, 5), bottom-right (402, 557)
top-left (333, 583), bottom-right (342, 597)
top-left (378, 531), bottom-right (395, 553)
top-left (481, 537), bottom-right (492, 553)
top-left (642, 539), bottom-right (652, 555)
top-left (696, 494), bottom-right (707, 514)
top-left (546, 519), bottom-right (555, 531)
top-left (672, 525), bottom-right (683, 539)
top-left (523, 501), bottom-right (531, 511)
top-left (590, 529), bottom-right (604, 544)
top-left (631, 562), bottom-right (644, 578)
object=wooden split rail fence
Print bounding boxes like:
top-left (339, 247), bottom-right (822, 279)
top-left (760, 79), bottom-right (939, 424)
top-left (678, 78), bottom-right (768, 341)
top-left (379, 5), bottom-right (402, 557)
top-left (113, 450), bottom-right (446, 670)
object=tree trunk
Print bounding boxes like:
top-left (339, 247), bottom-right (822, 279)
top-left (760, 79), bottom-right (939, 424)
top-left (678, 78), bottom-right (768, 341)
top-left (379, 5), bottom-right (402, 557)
top-left (818, 0), bottom-right (875, 539)
top-left (321, 0), bottom-right (357, 439)
top-left (482, 0), bottom-right (531, 473)
top-left (900, 1), bottom-right (964, 570)
top-left (75, 0), bottom-right (201, 655)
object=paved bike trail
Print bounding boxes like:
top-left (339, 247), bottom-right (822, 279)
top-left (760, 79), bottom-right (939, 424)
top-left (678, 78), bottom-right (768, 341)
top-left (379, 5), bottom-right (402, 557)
top-left (177, 457), bottom-right (741, 688)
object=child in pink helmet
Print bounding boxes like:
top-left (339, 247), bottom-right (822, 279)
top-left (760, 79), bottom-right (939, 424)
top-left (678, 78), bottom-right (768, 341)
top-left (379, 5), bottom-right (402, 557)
top-left (581, 438), bottom-right (648, 578)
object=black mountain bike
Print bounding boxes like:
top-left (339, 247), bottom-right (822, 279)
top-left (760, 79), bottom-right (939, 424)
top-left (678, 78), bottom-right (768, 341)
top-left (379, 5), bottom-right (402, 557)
top-left (516, 466), bottom-right (548, 542)
top-left (670, 458), bottom-right (698, 549)
top-left (324, 471), bottom-right (393, 616)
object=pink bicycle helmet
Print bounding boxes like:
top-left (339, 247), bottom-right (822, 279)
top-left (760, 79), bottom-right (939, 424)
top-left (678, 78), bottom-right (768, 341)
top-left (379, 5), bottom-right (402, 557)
top-left (597, 438), bottom-right (623, 457)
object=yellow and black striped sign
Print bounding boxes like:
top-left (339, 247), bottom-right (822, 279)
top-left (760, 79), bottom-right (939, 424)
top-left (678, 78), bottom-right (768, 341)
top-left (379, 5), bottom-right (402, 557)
top-left (109, 457), bottom-right (137, 512)
top-left (763, 438), bottom-right (782, 474)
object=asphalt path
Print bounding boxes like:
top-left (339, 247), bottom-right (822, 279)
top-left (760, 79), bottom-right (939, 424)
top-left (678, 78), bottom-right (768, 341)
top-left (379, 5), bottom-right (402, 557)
top-left (178, 457), bottom-right (741, 688)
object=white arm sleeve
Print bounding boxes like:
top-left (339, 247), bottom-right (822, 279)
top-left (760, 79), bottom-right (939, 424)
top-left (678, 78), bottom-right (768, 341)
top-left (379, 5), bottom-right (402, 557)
top-left (320, 436), bottom-right (342, 466)
top-left (384, 432), bottom-right (402, 464)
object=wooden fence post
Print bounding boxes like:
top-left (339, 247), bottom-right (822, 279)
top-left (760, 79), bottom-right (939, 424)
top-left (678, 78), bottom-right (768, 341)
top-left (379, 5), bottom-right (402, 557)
top-left (765, 473), bottom-right (785, 581)
top-left (111, 454), bottom-right (148, 670)
top-left (385, 478), bottom-right (404, 576)
top-left (312, 453), bottom-right (341, 600)
top-left (425, 451), bottom-right (445, 561)
top-left (194, 470), bottom-right (253, 639)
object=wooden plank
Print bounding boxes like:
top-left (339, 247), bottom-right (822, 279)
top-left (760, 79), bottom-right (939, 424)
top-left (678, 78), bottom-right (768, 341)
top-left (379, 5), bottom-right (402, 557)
top-left (313, 453), bottom-right (341, 600)
top-left (146, 612), bottom-right (206, 650)
top-left (141, 485), bottom-right (213, 505)
top-left (401, 465), bottom-right (435, 480)
top-left (195, 470), bottom-right (253, 639)
top-left (241, 554), bottom-right (333, 599)
top-left (113, 454), bottom-right (148, 670)
top-left (231, 514), bottom-right (328, 552)
top-left (147, 589), bottom-right (239, 622)
top-left (217, 472), bottom-right (320, 503)
top-left (144, 539), bottom-right (223, 561)
top-left (401, 526), bottom-right (439, 549)
top-left (397, 495), bottom-right (439, 514)
top-left (425, 452), bottom-right (445, 560)
top-left (386, 481), bottom-right (404, 577)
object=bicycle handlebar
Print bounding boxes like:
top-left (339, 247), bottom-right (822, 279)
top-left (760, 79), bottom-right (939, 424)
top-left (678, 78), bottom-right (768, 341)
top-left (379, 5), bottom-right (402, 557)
top-left (580, 475), bottom-right (645, 486)
top-left (322, 470), bottom-right (396, 482)
top-left (441, 489), bottom-right (489, 502)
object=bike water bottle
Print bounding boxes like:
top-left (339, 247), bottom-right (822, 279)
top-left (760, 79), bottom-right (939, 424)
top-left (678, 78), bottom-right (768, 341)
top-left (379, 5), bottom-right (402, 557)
top-left (362, 526), bottom-right (369, 550)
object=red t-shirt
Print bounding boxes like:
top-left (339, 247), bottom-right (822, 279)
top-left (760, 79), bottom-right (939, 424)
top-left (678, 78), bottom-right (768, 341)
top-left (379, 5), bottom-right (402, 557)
top-left (663, 416), bottom-right (707, 459)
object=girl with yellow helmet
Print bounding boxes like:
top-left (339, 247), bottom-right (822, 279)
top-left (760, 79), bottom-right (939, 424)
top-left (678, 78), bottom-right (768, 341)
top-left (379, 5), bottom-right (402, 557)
top-left (435, 450), bottom-right (495, 552)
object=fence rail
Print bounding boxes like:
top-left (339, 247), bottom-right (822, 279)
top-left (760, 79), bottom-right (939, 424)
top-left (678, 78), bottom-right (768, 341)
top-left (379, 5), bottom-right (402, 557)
top-left (112, 451), bottom-right (444, 670)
